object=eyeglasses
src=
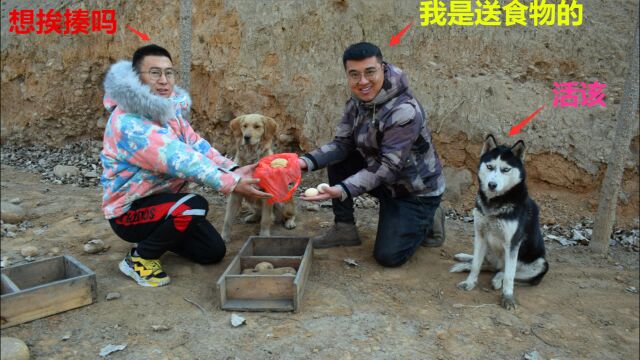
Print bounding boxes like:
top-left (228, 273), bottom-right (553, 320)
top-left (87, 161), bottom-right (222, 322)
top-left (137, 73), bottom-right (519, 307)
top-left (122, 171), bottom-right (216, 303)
top-left (140, 68), bottom-right (178, 81)
top-left (347, 67), bottom-right (379, 82)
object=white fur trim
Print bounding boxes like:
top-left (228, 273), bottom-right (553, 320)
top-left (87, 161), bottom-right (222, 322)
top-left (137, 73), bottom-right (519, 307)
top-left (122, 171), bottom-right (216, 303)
top-left (103, 60), bottom-right (190, 124)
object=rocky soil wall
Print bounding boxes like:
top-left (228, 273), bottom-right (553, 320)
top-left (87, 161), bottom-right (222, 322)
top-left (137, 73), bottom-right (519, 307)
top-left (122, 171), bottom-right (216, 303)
top-left (1, 0), bottom-right (638, 194)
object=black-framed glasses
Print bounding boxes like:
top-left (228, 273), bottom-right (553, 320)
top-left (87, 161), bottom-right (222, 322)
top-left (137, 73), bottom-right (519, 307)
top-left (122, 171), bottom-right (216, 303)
top-left (347, 67), bottom-right (379, 83)
top-left (140, 68), bottom-right (178, 81)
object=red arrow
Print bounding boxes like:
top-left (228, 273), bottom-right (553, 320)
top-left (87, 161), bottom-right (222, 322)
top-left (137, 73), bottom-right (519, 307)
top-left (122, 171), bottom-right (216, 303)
top-left (126, 25), bottom-right (150, 41)
top-left (509, 105), bottom-right (544, 136)
top-left (389, 22), bottom-right (413, 47)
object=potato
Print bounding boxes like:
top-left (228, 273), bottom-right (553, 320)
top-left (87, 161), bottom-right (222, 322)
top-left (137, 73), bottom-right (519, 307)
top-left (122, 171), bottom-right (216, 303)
top-left (255, 262), bottom-right (274, 271)
top-left (316, 183), bottom-right (330, 193)
top-left (270, 158), bottom-right (288, 168)
top-left (304, 188), bottom-right (319, 197)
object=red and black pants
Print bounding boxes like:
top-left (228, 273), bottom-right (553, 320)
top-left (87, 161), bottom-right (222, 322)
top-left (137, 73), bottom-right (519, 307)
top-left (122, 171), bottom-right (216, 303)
top-left (109, 193), bottom-right (225, 263)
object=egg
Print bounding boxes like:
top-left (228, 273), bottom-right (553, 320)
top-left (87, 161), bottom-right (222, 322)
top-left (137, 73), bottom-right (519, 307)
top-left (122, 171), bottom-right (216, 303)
top-left (316, 183), bottom-right (330, 193)
top-left (304, 188), bottom-right (319, 197)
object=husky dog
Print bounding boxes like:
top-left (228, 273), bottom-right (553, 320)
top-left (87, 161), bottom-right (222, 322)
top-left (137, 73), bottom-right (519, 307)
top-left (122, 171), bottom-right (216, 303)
top-left (451, 135), bottom-right (548, 310)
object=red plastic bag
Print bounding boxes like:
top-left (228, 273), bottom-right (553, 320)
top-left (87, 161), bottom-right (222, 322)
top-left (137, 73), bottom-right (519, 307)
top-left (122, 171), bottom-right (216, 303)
top-left (253, 153), bottom-right (301, 204)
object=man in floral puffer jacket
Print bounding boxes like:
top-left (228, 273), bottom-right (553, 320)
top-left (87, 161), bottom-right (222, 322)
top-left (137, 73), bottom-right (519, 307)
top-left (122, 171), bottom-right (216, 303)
top-left (101, 44), bottom-right (270, 287)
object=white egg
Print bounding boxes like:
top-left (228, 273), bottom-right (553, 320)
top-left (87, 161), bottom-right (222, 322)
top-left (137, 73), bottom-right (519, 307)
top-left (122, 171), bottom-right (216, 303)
top-left (304, 188), bottom-right (319, 197)
top-left (316, 183), bottom-right (330, 193)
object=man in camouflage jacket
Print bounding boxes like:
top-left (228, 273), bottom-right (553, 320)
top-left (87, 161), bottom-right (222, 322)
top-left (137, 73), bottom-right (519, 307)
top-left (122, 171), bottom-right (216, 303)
top-left (299, 42), bottom-right (446, 267)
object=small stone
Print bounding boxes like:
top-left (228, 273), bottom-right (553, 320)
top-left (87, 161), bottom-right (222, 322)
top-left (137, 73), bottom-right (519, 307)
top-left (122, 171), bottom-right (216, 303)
top-left (523, 350), bottom-right (540, 360)
top-left (50, 247), bottom-right (61, 255)
top-left (304, 203), bottom-right (320, 212)
top-left (0, 337), bottom-right (30, 360)
top-left (20, 245), bottom-right (38, 257)
top-left (83, 239), bottom-right (105, 254)
top-left (151, 325), bottom-right (171, 332)
top-left (625, 287), bottom-right (638, 294)
top-left (105, 292), bottom-right (121, 300)
top-left (615, 276), bottom-right (624, 283)
top-left (231, 313), bottom-right (246, 327)
top-left (61, 333), bottom-right (71, 341)
top-left (1, 202), bottom-right (27, 224)
top-left (53, 165), bottom-right (80, 178)
top-left (436, 330), bottom-right (448, 340)
top-left (9, 198), bottom-right (21, 205)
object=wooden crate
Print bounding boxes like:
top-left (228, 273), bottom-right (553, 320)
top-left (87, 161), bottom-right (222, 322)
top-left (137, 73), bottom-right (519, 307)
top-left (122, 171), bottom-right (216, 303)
top-left (1, 255), bottom-right (97, 329)
top-left (217, 236), bottom-right (313, 312)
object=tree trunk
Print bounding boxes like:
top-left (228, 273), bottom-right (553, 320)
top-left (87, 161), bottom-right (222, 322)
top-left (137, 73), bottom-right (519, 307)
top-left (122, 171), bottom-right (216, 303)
top-left (591, 22), bottom-right (639, 254)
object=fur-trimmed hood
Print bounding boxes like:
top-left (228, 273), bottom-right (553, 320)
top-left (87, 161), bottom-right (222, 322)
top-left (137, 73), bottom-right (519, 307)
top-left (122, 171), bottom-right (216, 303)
top-left (103, 60), bottom-right (191, 123)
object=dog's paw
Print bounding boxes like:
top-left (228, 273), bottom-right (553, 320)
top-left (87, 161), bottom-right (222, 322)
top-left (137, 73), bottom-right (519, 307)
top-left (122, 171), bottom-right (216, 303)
top-left (492, 272), bottom-right (504, 290)
top-left (284, 218), bottom-right (296, 229)
top-left (244, 213), bottom-right (260, 223)
top-left (221, 233), bottom-right (231, 244)
top-left (450, 262), bottom-right (471, 273)
top-left (500, 295), bottom-right (516, 310)
top-left (457, 280), bottom-right (476, 291)
top-left (259, 229), bottom-right (271, 237)
top-left (453, 253), bottom-right (473, 262)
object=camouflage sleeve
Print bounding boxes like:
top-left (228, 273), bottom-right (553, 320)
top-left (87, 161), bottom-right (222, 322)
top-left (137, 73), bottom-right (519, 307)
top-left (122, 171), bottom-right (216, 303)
top-left (341, 104), bottom-right (420, 198)
top-left (301, 100), bottom-right (357, 171)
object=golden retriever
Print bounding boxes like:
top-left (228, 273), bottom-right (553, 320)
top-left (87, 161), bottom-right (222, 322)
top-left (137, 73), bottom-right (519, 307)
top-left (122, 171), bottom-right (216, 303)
top-left (221, 114), bottom-right (297, 243)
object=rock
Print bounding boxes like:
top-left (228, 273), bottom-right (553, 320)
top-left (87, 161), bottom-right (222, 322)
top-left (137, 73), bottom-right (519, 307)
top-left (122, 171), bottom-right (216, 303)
top-left (523, 350), bottom-right (541, 360)
top-left (0, 202), bottom-right (27, 224)
top-left (105, 292), bottom-right (121, 300)
top-left (99, 344), bottom-right (127, 357)
top-left (83, 170), bottom-right (99, 178)
top-left (83, 239), bottom-right (105, 254)
top-left (231, 313), bottom-right (246, 327)
top-left (0, 337), bottom-right (30, 360)
top-left (20, 245), bottom-right (38, 257)
top-left (9, 198), bottom-right (21, 204)
top-left (303, 203), bottom-right (320, 212)
top-left (53, 165), bottom-right (80, 178)
top-left (151, 325), bottom-right (171, 332)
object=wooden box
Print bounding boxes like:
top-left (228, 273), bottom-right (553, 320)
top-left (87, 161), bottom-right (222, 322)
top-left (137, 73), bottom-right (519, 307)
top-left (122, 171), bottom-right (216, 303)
top-left (1, 255), bottom-right (97, 329)
top-left (217, 236), bottom-right (313, 312)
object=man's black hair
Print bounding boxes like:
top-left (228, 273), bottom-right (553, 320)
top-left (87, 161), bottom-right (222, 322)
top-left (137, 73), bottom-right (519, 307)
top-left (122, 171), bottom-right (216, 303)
top-left (132, 44), bottom-right (173, 72)
top-left (342, 42), bottom-right (383, 68)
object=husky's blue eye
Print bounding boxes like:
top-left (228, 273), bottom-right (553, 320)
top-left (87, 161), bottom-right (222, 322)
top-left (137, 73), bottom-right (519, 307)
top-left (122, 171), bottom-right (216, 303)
top-left (486, 164), bottom-right (494, 170)
top-left (501, 168), bottom-right (511, 173)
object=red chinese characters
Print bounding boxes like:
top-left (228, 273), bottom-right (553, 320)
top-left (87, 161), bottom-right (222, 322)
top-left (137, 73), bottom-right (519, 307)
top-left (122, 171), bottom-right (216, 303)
top-left (9, 8), bottom-right (117, 35)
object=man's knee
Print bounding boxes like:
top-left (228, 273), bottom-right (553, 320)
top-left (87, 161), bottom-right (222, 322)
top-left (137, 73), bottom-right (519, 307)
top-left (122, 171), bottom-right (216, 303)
top-left (186, 194), bottom-right (209, 214)
top-left (374, 249), bottom-right (409, 268)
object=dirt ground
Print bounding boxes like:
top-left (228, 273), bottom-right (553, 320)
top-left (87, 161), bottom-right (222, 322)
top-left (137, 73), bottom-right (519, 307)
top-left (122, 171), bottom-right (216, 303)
top-left (0, 164), bottom-right (638, 360)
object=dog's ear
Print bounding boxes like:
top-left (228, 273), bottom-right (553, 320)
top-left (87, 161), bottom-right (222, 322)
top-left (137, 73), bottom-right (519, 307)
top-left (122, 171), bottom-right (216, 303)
top-left (229, 116), bottom-right (243, 138)
top-left (263, 116), bottom-right (278, 142)
top-left (511, 140), bottom-right (526, 161)
top-left (481, 134), bottom-right (498, 155)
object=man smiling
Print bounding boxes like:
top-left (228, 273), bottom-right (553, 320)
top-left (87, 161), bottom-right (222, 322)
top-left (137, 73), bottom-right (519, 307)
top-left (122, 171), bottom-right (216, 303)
top-left (299, 42), bottom-right (446, 267)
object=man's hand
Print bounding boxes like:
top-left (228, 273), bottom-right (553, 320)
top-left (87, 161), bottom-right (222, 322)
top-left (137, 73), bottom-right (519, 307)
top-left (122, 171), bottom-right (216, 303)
top-left (300, 185), bottom-right (343, 201)
top-left (232, 164), bottom-right (272, 199)
top-left (298, 158), bottom-right (307, 170)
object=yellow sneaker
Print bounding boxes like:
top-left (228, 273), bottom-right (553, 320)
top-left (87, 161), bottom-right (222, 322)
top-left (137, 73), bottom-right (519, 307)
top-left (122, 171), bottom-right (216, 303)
top-left (119, 249), bottom-right (170, 287)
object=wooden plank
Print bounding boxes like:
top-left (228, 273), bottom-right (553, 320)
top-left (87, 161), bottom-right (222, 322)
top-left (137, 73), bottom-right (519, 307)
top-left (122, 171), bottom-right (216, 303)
top-left (225, 275), bottom-right (294, 300)
top-left (217, 256), bottom-right (242, 309)
top-left (2, 257), bottom-right (65, 290)
top-left (221, 298), bottom-right (294, 312)
top-left (249, 236), bottom-right (308, 256)
top-left (1, 273), bottom-right (20, 295)
top-left (237, 236), bottom-right (256, 257)
top-left (294, 240), bottom-right (313, 312)
top-left (240, 256), bottom-right (301, 270)
top-left (1, 275), bottom-right (95, 329)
